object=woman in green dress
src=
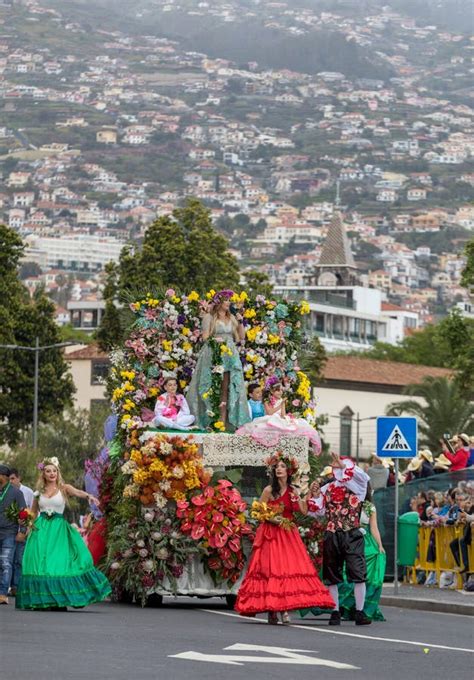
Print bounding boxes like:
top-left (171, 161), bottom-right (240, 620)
top-left (187, 290), bottom-right (250, 431)
top-left (16, 457), bottom-right (111, 610)
top-left (301, 486), bottom-right (386, 622)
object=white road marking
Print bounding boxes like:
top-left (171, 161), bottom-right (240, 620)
top-left (169, 643), bottom-right (358, 668)
top-left (199, 608), bottom-right (474, 654)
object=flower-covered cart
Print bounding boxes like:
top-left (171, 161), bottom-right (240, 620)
top-left (87, 290), bottom-right (317, 606)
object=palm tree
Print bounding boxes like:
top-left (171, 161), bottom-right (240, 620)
top-left (386, 376), bottom-right (474, 452)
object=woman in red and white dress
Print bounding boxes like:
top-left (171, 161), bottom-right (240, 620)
top-left (235, 453), bottom-right (334, 624)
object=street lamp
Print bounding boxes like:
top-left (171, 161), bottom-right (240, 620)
top-left (0, 337), bottom-right (75, 449)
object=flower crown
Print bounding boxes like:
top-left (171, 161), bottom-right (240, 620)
top-left (37, 456), bottom-right (60, 471)
top-left (212, 289), bottom-right (234, 305)
top-left (265, 451), bottom-right (299, 476)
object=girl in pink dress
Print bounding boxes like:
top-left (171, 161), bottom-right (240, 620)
top-left (154, 377), bottom-right (195, 431)
top-left (237, 382), bottom-right (321, 453)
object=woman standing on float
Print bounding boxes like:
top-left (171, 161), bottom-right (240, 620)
top-left (16, 457), bottom-right (111, 610)
top-left (235, 453), bottom-right (334, 624)
top-left (187, 290), bottom-right (250, 430)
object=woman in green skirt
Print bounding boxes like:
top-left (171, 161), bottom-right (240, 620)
top-left (16, 457), bottom-right (111, 611)
top-left (301, 486), bottom-right (386, 622)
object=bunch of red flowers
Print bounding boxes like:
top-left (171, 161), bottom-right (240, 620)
top-left (176, 479), bottom-right (253, 585)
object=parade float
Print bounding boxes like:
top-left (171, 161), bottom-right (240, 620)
top-left (86, 289), bottom-right (320, 606)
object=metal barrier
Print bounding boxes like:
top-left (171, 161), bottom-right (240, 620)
top-left (406, 525), bottom-right (474, 590)
top-left (373, 468), bottom-right (474, 580)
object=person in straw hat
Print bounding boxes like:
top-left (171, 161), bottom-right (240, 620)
top-left (433, 453), bottom-right (452, 474)
top-left (403, 456), bottom-right (422, 483)
top-left (418, 449), bottom-right (434, 478)
top-left (442, 434), bottom-right (469, 471)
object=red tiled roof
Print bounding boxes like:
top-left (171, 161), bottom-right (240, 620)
top-left (322, 356), bottom-right (452, 387)
top-left (381, 302), bottom-right (405, 311)
top-left (66, 343), bottom-right (108, 360)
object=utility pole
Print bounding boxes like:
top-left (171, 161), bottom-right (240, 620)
top-left (0, 338), bottom-right (75, 449)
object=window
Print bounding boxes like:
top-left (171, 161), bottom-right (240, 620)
top-left (339, 406), bottom-right (354, 456)
top-left (91, 359), bottom-right (110, 385)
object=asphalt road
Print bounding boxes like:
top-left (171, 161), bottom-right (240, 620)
top-left (1, 598), bottom-right (472, 680)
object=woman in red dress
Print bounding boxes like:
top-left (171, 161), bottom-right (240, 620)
top-left (235, 452), bottom-right (334, 624)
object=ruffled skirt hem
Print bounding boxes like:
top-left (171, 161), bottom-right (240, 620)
top-left (16, 569), bottom-right (111, 610)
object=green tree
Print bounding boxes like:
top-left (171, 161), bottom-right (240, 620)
top-left (0, 224), bottom-right (75, 447)
top-left (461, 238), bottom-right (474, 289)
top-left (386, 377), bottom-right (474, 452)
top-left (97, 199), bottom-right (240, 349)
top-left (244, 270), bottom-right (273, 298)
top-left (298, 336), bottom-right (327, 385)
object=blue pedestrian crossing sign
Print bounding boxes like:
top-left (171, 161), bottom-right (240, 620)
top-left (376, 417), bottom-right (417, 458)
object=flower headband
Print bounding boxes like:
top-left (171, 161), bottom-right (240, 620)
top-left (212, 289), bottom-right (234, 305)
top-left (265, 452), bottom-right (299, 476)
top-left (37, 456), bottom-right (60, 471)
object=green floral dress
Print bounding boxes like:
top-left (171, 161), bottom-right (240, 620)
top-left (16, 491), bottom-right (111, 610)
top-left (187, 316), bottom-right (250, 431)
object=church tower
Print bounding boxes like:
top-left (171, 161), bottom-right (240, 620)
top-left (312, 211), bottom-right (358, 286)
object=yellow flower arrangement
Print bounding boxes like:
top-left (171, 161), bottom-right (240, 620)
top-left (162, 340), bottom-right (173, 352)
top-left (220, 343), bottom-right (232, 356)
top-left (148, 387), bottom-right (158, 397)
top-left (181, 327), bottom-right (191, 336)
top-left (187, 291), bottom-right (200, 302)
top-left (120, 370), bottom-right (136, 380)
top-left (299, 300), bottom-right (310, 315)
top-left (250, 500), bottom-right (279, 522)
top-left (206, 289), bottom-right (216, 300)
top-left (246, 326), bottom-right (262, 342)
top-left (296, 371), bottom-right (311, 402)
top-left (122, 399), bottom-right (136, 412)
top-left (202, 391), bottom-right (210, 400)
top-left (268, 334), bottom-right (280, 345)
top-left (182, 341), bottom-right (192, 352)
top-left (213, 421), bottom-right (225, 431)
top-left (171, 295), bottom-right (181, 304)
top-left (245, 368), bottom-right (254, 379)
top-left (244, 308), bottom-right (256, 319)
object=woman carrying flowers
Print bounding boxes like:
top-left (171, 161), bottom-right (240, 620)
top-left (16, 457), bottom-right (111, 611)
top-left (235, 452), bottom-right (334, 624)
top-left (237, 380), bottom-right (321, 454)
top-left (187, 290), bottom-right (250, 431)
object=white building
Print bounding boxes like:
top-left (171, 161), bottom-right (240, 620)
top-left (23, 234), bottom-right (124, 272)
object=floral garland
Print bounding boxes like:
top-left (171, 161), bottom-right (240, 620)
top-left (176, 480), bottom-right (253, 585)
top-left (297, 515), bottom-right (326, 572)
top-left (201, 338), bottom-right (232, 432)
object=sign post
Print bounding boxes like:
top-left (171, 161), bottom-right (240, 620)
top-left (376, 416), bottom-right (417, 596)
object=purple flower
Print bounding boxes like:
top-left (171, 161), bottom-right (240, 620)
top-left (171, 564), bottom-right (184, 578)
top-left (177, 314), bottom-right (186, 325)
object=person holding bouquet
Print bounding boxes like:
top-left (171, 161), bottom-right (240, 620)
top-left (16, 457), bottom-right (111, 611)
top-left (187, 290), bottom-right (250, 431)
top-left (235, 452), bottom-right (334, 624)
top-left (154, 376), bottom-right (196, 431)
top-left (0, 463), bottom-right (26, 605)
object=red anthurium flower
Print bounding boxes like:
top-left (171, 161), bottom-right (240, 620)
top-left (191, 524), bottom-right (205, 540)
top-left (191, 494), bottom-right (206, 506)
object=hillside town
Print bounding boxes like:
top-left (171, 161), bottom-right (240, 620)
top-left (0, 0), bottom-right (473, 343)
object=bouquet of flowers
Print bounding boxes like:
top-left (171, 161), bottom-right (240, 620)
top-left (176, 480), bottom-right (253, 585)
top-left (250, 499), bottom-right (294, 530)
top-left (5, 501), bottom-right (35, 529)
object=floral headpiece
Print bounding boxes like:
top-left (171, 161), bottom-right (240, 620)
top-left (37, 456), bottom-right (60, 471)
top-left (265, 451), bottom-right (299, 477)
top-left (264, 375), bottom-right (280, 390)
top-left (212, 289), bottom-right (234, 306)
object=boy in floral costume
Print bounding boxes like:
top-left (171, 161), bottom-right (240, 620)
top-left (309, 452), bottom-right (372, 626)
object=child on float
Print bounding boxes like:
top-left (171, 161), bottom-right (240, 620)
top-left (154, 376), bottom-right (196, 431)
top-left (247, 383), bottom-right (265, 420)
top-left (237, 379), bottom-right (321, 453)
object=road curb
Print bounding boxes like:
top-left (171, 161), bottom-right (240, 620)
top-left (380, 596), bottom-right (474, 616)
